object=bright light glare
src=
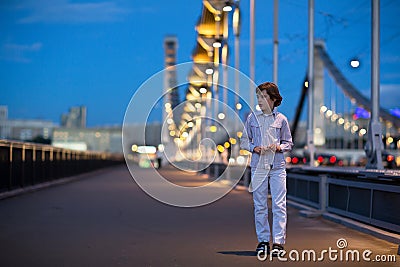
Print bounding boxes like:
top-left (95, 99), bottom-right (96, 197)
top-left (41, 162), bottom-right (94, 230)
top-left (137, 146), bottom-right (156, 154)
top-left (218, 112), bottom-right (225, 120)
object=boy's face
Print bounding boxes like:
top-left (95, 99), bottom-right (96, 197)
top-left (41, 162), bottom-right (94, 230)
top-left (256, 89), bottom-right (274, 113)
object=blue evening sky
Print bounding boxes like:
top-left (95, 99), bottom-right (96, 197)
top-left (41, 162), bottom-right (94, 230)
top-left (1, 0), bottom-right (399, 126)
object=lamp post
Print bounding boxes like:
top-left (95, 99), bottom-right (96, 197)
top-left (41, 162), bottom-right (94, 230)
top-left (249, 0), bottom-right (255, 111)
top-left (365, 0), bottom-right (383, 169)
top-left (233, 1), bottom-right (241, 159)
top-left (307, 0), bottom-right (316, 167)
top-left (273, 0), bottom-right (279, 85)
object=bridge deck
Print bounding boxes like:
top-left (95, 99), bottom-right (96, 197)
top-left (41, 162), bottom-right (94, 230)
top-left (0, 165), bottom-right (398, 266)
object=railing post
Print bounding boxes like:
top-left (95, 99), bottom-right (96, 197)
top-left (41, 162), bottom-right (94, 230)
top-left (8, 143), bottom-right (12, 190)
top-left (319, 174), bottom-right (327, 212)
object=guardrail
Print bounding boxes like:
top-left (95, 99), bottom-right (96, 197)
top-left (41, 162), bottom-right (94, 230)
top-left (201, 162), bottom-right (400, 234)
top-left (287, 167), bottom-right (400, 234)
top-left (0, 139), bottom-right (124, 193)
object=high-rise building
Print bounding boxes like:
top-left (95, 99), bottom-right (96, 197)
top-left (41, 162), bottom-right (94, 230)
top-left (164, 36), bottom-right (180, 109)
top-left (61, 106), bottom-right (87, 128)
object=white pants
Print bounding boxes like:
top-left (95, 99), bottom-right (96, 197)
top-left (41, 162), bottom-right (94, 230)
top-left (251, 166), bottom-right (287, 245)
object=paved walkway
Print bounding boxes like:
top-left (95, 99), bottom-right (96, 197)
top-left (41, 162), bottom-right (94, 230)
top-left (0, 165), bottom-right (398, 266)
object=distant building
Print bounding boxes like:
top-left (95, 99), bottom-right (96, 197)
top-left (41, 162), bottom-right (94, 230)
top-left (61, 106), bottom-right (87, 128)
top-left (0, 106), bottom-right (57, 141)
top-left (52, 126), bottom-right (123, 153)
top-left (0, 106), bottom-right (7, 121)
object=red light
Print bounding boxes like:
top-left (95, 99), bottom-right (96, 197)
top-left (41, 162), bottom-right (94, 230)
top-left (329, 156), bottom-right (337, 164)
top-left (292, 157), bottom-right (299, 164)
top-left (317, 156), bottom-right (324, 163)
top-left (387, 155), bottom-right (394, 162)
top-left (338, 160), bottom-right (344, 166)
top-left (303, 158), bottom-right (306, 164)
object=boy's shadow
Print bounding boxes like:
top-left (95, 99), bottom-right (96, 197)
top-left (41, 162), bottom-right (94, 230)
top-left (217, 251), bottom-right (257, 257)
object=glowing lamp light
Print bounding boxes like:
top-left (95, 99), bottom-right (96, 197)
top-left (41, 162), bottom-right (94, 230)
top-left (320, 105), bottom-right (328, 113)
top-left (131, 144), bottom-right (138, 152)
top-left (223, 5), bottom-right (233, 12)
top-left (199, 87), bottom-right (207, 94)
top-left (213, 41), bottom-right (222, 48)
top-left (205, 68), bottom-right (214, 75)
top-left (217, 145), bottom-right (225, 153)
top-left (218, 112), bottom-right (225, 120)
top-left (325, 110), bottom-right (333, 117)
top-left (350, 59), bottom-right (360, 68)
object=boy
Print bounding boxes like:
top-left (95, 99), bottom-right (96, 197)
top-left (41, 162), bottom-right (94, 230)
top-left (240, 82), bottom-right (293, 256)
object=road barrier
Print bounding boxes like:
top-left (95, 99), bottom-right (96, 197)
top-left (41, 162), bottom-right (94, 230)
top-left (0, 139), bottom-right (124, 193)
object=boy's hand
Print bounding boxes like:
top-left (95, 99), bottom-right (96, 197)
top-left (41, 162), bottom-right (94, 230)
top-left (253, 146), bottom-right (262, 154)
top-left (267, 144), bottom-right (281, 152)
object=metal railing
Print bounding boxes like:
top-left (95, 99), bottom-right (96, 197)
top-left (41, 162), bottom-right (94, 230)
top-left (201, 162), bottom-right (400, 233)
top-left (0, 139), bottom-right (124, 193)
top-left (287, 167), bottom-right (400, 234)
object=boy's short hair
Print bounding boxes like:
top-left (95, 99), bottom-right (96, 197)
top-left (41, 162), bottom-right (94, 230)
top-left (256, 82), bottom-right (283, 108)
